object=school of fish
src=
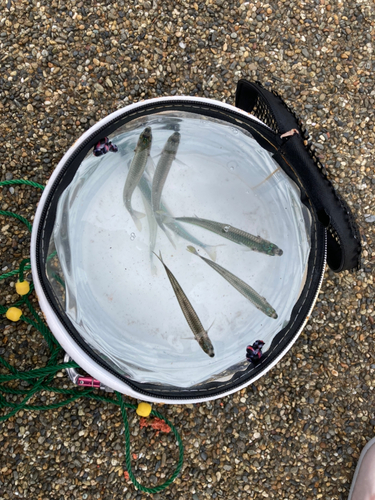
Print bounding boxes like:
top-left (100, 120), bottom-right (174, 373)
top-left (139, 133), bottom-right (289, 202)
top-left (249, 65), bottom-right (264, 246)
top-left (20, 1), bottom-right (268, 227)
top-left (120, 126), bottom-right (283, 358)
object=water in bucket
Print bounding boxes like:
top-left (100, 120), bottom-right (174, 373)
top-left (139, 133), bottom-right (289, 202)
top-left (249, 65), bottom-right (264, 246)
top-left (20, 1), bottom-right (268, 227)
top-left (47, 111), bottom-right (311, 388)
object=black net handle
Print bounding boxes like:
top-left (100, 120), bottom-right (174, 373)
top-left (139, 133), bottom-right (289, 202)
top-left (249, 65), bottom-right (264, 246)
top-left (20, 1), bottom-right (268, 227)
top-left (235, 80), bottom-right (361, 272)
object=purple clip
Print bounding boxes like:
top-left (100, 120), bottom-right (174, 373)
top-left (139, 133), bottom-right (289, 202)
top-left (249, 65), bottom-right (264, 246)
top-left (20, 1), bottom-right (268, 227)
top-left (246, 340), bottom-right (265, 365)
top-left (93, 137), bottom-right (118, 157)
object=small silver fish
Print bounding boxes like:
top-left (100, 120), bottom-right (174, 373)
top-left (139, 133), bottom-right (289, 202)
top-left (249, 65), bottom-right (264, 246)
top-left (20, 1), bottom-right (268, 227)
top-left (153, 251), bottom-right (215, 357)
top-left (141, 179), bottom-right (220, 260)
top-left (175, 216), bottom-right (283, 256)
top-left (123, 127), bottom-right (152, 231)
top-left (138, 176), bottom-right (171, 273)
top-left (151, 132), bottom-right (181, 229)
top-left (139, 182), bottom-right (158, 275)
top-left (187, 246), bottom-right (278, 319)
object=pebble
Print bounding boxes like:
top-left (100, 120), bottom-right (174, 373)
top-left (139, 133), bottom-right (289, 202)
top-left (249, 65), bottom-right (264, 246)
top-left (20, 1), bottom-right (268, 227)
top-left (0, 1), bottom-right (374, 500)
top-left (94, 83), bottom-right (105, 93)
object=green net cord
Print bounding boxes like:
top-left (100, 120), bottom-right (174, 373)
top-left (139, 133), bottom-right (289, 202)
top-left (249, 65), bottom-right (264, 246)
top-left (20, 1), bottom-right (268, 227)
top-left (0, 178), bottom-right (184, 493)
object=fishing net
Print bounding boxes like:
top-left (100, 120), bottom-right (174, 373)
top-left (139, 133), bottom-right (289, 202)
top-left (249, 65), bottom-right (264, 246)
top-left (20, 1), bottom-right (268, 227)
top-left (31, 82), bottom-right (360, 402)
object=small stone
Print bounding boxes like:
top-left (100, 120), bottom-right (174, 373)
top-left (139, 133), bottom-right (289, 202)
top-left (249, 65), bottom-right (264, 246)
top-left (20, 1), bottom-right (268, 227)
top-left (94, 83), bottom-right (104, 92)
top-left (0, 4), bottom-right (373, 500)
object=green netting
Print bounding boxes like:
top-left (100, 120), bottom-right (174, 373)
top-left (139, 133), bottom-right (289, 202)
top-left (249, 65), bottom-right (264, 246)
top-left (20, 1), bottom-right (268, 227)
top-left (0, 180), bottom-right (183, 494)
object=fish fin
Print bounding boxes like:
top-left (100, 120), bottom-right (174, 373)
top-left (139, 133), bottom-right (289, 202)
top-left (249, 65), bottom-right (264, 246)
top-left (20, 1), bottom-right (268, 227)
top-left (160, 224), bottom-right (176, 249)
top-left (207, 319), bottom-right (215, 333)
top-left (186, 245), bottom-right (198, 255)
top-left (174, 157), bottom-right (188, 168)
top-left (130, 209), bottom-right (146, 232)
top-left (202, 244), bottom-right (225, 262)
top-left (156, 211), bottom-right (174, 225)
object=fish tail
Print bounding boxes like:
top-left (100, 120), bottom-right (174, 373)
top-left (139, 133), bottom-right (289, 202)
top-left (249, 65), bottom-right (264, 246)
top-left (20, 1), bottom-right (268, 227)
top-left (150, 253), bottom-right (158, 276)
top-left (203, 245), bottom-right (217, 261)
top-left (201, 244), bottom-right (225, 262)
top-left (130, 209), bottom-right (146, 231)
top-left (186, 245), bottom-right (199, 256)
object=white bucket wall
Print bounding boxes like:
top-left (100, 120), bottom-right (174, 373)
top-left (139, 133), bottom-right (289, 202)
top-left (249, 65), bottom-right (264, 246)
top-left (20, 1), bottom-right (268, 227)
top-left (30, 96), bottom-right (326, 404)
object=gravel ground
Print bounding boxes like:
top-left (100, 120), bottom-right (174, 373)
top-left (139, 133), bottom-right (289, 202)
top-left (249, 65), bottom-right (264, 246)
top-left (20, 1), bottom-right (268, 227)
top-left (0, 0), bottom-right (374, 499)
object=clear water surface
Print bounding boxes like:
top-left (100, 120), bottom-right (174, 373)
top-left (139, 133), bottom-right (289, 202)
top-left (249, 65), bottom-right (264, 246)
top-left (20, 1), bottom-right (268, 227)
top-left (48, 111), bottom-right (311, 388)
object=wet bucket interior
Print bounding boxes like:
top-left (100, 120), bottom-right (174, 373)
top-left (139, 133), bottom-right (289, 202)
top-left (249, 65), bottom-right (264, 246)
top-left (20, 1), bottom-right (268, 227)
top-left (44, 106), bottom-right (311, 391)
